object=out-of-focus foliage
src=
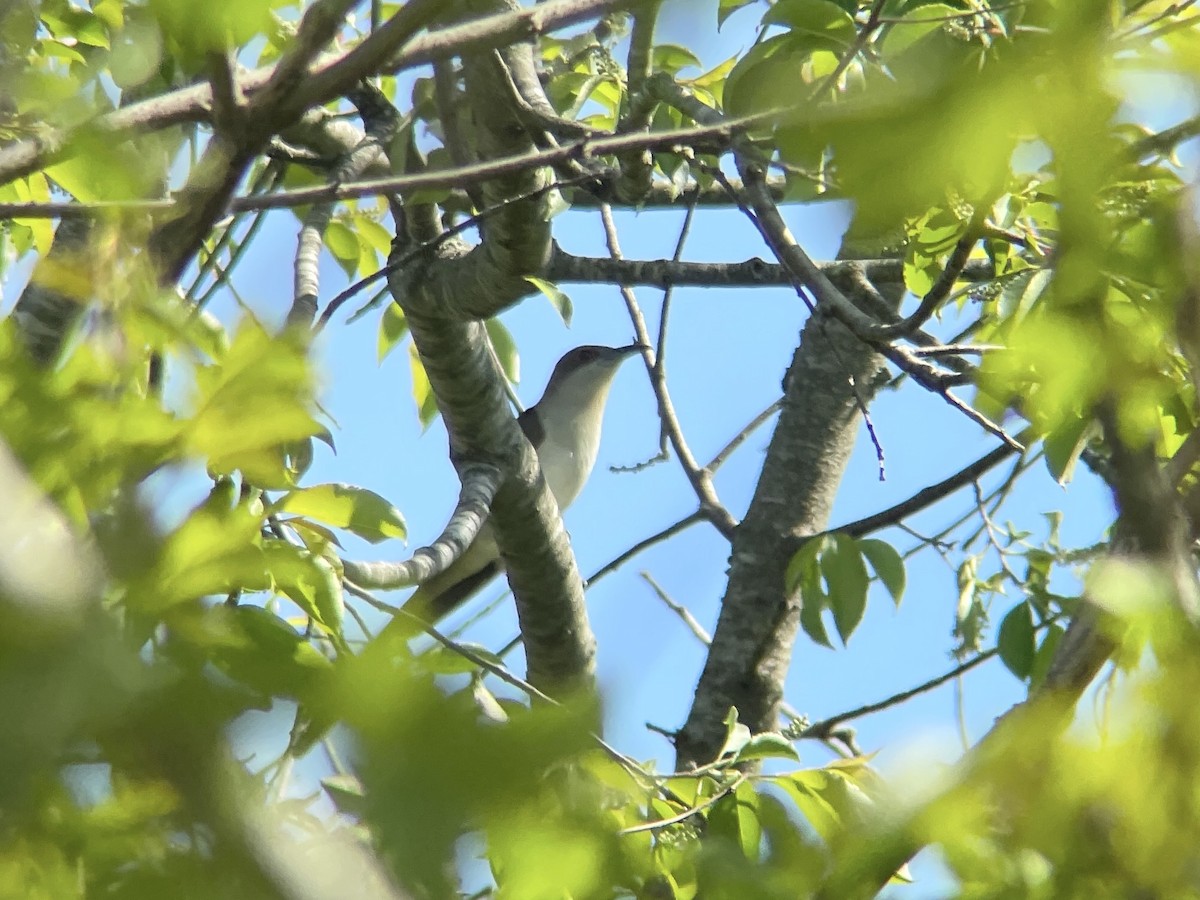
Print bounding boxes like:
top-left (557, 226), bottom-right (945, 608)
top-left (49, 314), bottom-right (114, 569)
top-left (4, 0), bottom-right (1200, 898)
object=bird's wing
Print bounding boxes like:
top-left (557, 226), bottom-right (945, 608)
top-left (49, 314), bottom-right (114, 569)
top-left (398, 523), bottom-right (503, 625)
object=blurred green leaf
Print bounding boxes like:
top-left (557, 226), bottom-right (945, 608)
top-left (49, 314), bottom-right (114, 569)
top-left (278, 482), bottom-right (406, 544)
top-left (188, 318), bottom-right (321, 486)
top-left (652, 44), bottom-right (702, 75)
top-left (708, 781), bottom-right (761, 860)
top-left (998, 601), bottom-right (1036, 680)
top-left (717, 0), bottom-right (757, 28)
top-left (734, 732), bottom-right (800, 763)
top-left (377, 302), bottom-right (409, 363)
top-left (407, 342), bottom-right (440, 430)
top-left (262, 539), bottom-right (344, 634)
top-left (485, 317), bottom-right (520, 384)
top-left (763, 0), bottom-right (856, 47)
top-left (718, 707), bottom-right (753, 759)
top-left (858, 538), bottom-right (906, 606)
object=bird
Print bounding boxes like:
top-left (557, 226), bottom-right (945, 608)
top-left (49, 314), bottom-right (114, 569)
top-left (401, 343), bottom-right (645, 625)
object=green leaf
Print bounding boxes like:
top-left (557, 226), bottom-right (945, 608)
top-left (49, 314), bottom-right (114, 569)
top-left (785, 536), bottom-right (825, 595)
top-left (324, 219), bottom-right (359, 275)
top-left (1029, 622), bottom-right (1065, 690)
top-left (471, 676), bottom-right (510, 723)
top-left (278, 482), bottom-right (406, 544)
top-left (1044, 415), bottom-right (1094, 485)
top-left (321, 774), bottom-right (366, 816)
top-left (718, 707), bottom-right (752, 759)
top-left (526, 276), bottom-right (573, 326)
top-left (822, 534), bottom-right (869, 644)
top-left (377, 302), bottom-right (408, 363)
top-left (858, 538), bottom-right (906, 606)
top-left (652, 44), bottom-right (702, 75)
top-left (486, 318), bottom-right (520, 384)
top-left (799, 555), bottom-right (833, 649)
top-left (763, 0), bottom-right (856, 48)
top-left (262, 539), bottom-right (344, 634)
top-left (997, 601), bottom-right (1037, 680)
top-left (776, 771), bottom-right (841, 840)
top-left (188, 319), bottom-right (320, 484)
top-left (717, 0), bottom-right (757, 28)
top-left (734, 732), bottom-right (800, 763)
top-left (408, 342), bottom-right (440, 429)
top-left (879, 4), bottom-right (961, 60)
top-left (355, 215), bottom-right (393, 258)
top-left (708, 781), bottom-right (761, 860)
top-left (142, 485), bottom-right (268, 610)
top-left (209, 605), bottom-right (332, 701)
top-left (725, 34), bottom-right (810, 121)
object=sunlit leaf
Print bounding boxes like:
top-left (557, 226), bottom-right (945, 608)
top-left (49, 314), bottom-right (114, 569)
top-left (708, 781), bottom-right (761, 859)
top-left (526, 276), bottom-right (573, 326)
top-left (278, 482), bottom-right (406, 544)
top-left (407, 342), bottom-right (440, 430)
top-left (486, 318), bottom-right (520, 384)
top-left (377, 302), bottom-right (409, 363)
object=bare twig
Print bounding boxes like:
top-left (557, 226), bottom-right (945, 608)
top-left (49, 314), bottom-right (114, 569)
top-left (598, 203), bottom-right (738, 538)
top-left (641, 571), bottom-right (711, 644)
top-left (706, 400), bottom-right (783, 472)
top-left (801, 650), bottom-right (998, 741)
top-left (619, 774), bottom-right (747, 835)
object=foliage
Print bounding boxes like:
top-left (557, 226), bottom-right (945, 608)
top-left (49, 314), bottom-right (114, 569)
top-left (3, 0), bottom-right (1200, 898)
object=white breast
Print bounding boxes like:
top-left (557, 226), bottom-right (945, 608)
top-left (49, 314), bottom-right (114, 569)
top-left (536, 422), bottom-right (599, 510)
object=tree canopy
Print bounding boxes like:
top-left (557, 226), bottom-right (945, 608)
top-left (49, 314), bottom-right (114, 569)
top-left (3, 1), bottom-right (1200, 898)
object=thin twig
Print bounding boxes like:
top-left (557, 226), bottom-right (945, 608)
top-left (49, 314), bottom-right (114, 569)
top-left (800, 650), bottom-right (998, 740)
top-left (619, 774), bottom-right (747, 835)
top-left (706, 400), bottom-right (783, 472)
top-left (599, 203), bottom-right (738, 537)
top-left (641, 571), bottom-right (711, 644)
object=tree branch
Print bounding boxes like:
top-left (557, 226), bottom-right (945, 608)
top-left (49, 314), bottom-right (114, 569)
top-left (342, 464), bottom-right (502, 590)
top-left (0, 0), bottom-right (648, 190)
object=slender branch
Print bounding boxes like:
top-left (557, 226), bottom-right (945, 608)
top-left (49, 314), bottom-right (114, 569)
top-left (800, 650), bottom-right (998, 741)
top-left (641, 571), bottom-right (711, 644)
top-left (619, 774), bottom-right (747, 835)
top-left (824, 442), bottom-right (1022, 544)
top-left (549, 249), bottom-right (998, 289)
top-left (598, 203), bottom-right (738, 538)
top-left (0, 0), bottom-right (652, 189)
top-left (0, 114), bottom-right (759, 220)
top-left (289, 82), bottom-right (401, 328)
top-left (588, 511), bottom-right (707, 588)
top-left (706, 400), bottom-right (783, 472)
top-left (869, 213), bottom-right (985, 340)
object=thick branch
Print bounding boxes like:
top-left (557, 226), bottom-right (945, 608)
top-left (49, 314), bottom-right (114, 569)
top-left (0, 0), bottom-right (646, 189)
top-left (382, 0), bottom-right (600, 693)
top-left (548, 247), bottom-right (996, 289)
top-left (675, 280), bottom-right (893, 767)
